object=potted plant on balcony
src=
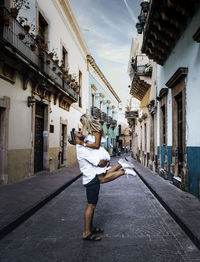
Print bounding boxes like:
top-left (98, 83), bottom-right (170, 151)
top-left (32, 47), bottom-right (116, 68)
top-left (30, 43), bottom-right (37, 51)
top-left (11, 0), bottom-right (30, 19)
top-left (136, 22), bottom-right (144, 34)
top-left (141, 1), bottom-right (149, 13)
top-left (138, 14), bottom-right (146, 24)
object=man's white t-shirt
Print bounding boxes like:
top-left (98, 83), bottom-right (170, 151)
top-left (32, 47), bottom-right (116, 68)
top-left (76, 134), bottom-right (110, 185)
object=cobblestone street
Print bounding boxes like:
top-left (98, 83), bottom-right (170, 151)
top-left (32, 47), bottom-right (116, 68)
top-left (0, 157), bottom-right (200, 262)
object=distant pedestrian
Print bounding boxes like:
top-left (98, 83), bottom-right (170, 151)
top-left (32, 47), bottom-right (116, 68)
top-left (73, 114), bottom-right (136, 241)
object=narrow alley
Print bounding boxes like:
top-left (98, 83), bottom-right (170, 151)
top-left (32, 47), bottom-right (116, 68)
top-left (0, 157), bottom-right (200, 262)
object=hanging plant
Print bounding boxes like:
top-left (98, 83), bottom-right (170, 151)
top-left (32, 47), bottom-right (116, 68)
top-left (138, 14), bottom-right (146, 24)
top-left (18, 33), bottom-right (25, 40)
top-left (48, 52), bottom-right (54, 59)
top-left (39, 50), bottom-right (45, 59)
top-left (63, 75), bottom-right (67, 80)
top-left (30, 43), bottom-right (37, 51)
top-left (141, 1), bottom-right (149, 13)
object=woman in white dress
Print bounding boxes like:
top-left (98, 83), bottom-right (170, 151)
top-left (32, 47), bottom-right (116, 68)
top-left (74, 114), bottom-right (136, 241)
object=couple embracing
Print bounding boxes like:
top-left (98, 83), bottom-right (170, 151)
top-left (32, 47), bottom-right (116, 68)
top-left (71, 114), bottom-right (136, 241)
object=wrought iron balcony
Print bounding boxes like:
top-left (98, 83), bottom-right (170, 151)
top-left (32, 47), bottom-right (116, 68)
top-left (100, 112), bottom-right (107, 122)
top-left (132, 55), bottom-right (152, 77)
top-left (91, 106), bottom-right (101, 119)
top-left (125, 110), bottom-right (138, 119)
top-left (111, 119), bottom-right (117, 130)
top-left (0, 7), bottom-right (78, 102)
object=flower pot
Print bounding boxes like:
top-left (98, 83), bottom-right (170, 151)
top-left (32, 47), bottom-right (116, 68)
top-left (3, 16), bottom-right (10, 26)
top-left (24, 25), bottom-right (30, 33)
top-left (52, 66), bottom-right (56, 71)
top-left (138, 14), bottom-right (146, 24)
top-left (40, 43), bottom-right (48, 50)
top-left (30, 44), bottom-right (37, 51)
top-left (18, 33), bottom-right (25, 40)
top-left (39, 51), bottom-right (45, 59)
top-left (141, 1), bottom-right (149, 13)
top-left (49, 52), bottom-right (54, 58)
top-left (136, 22), bottom-right (144, 34)
top-left (10, 8), bottom-right (19, 18)
top-left (46, 59), bottom-right (51, 65)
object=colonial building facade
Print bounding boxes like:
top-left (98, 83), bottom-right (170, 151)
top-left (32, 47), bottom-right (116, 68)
top-left (0, 0), bottom-right (90, 183)
top-left (130, 0), bottom-right (200, 198)
top-left (87, 55), bottom-right (120, 154)
top-left (127, 35), bottom-right (157, 171)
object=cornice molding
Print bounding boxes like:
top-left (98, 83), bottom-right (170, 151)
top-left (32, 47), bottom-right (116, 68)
top-left (87, 55), bottom-right (121, 103)
top-left (157, 88), bottom-right (168, 101)
top-left (166, 67), bottom-right (188, 88)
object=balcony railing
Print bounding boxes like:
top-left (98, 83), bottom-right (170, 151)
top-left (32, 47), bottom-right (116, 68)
top-left (0, 7), bottom-right (78, 101)
top-left (111, 119), bottom-right (117, 129)
top-left (131, 55), bottom-right (152, 77)
top-left (125, 111), bottom-right (138, 119)
top-left (91, 106), bottom-right (101, 119)
top-left (100, 112), bottom-right (107, 122)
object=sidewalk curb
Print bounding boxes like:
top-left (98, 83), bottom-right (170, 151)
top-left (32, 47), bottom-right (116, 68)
top-left (0, 173), bottom-right (82, 240)
top-left (125, 157), bottom-right (200, 250)
top-left (135, 169), bottom-right (200, 250)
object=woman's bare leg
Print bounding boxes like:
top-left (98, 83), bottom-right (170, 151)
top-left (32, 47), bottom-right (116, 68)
top-left (98, 169), bottom-right (125, 184)
top-left (106, 163), bottom-right (122, 174)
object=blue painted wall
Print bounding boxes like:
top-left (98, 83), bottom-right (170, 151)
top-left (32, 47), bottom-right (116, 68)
top-left (88, 72), bottom-right (119, 153)
top-left (187, 147), bottom-right (200, 198)
top-left (167, 146), bottom-right (173, 181)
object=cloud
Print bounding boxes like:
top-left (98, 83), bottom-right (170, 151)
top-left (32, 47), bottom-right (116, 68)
top-left (122, 0), bottom-right (138, 24)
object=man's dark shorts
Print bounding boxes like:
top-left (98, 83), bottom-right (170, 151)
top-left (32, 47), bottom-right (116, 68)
top-left (84, 175), bottom-right (100, 205)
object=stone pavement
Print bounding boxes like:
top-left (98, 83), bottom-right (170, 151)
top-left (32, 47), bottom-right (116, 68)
top-left (0, 165), bottom-right (81, 239)
top-left (126, 156), bottom-right (200, 250)
top-left (0, 156), bottom-right (200, 262)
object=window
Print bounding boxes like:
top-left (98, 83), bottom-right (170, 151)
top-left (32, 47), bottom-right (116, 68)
top-left (78, 71), bottom-right (82, 108)
top-left (92, 93), bottom-right (95, 107)
top-left (161, 105), bottom-right (166, 145)
top-left (39, 13), bottom-right (48, 44)
top-left (100, 100), bottom-right (102, 111)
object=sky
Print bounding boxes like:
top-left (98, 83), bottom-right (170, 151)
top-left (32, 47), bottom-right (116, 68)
top-left (69, 0), bottom-right (141, 112)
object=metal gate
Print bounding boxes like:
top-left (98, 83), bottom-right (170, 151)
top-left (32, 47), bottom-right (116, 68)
top-left (34, 102), bottom-right (44, 173)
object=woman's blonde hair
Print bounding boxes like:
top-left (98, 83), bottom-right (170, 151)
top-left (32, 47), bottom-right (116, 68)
top-left (80, 113), bottom-right (104, 136)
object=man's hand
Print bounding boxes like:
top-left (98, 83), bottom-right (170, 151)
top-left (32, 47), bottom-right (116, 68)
top-left (98, 160), bottom-right (109, 167)
top-left (75, 136), bottom-right (83, 145)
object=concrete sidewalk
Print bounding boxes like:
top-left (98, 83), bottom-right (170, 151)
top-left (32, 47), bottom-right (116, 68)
top-left (126, 156), bottom-right (200, 250)
top-left (0, 165), bottom-right (81, 239)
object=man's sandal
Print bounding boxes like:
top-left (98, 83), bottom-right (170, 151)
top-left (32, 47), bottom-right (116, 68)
top-left (82, 233), bottom-right (101, 241)
top-left (91, 227), bottom-right (104, 234)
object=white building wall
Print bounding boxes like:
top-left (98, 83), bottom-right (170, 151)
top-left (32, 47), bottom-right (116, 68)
top-left (0, 74), bottom-right (32, 150)
top-left (156, 9), bottom-right (200, 147)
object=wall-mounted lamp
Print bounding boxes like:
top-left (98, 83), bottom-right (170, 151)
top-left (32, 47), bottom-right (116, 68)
top-left (27, 96), bottom-right (36, 107)
top-left (38, 78), bottom-right (47, 92)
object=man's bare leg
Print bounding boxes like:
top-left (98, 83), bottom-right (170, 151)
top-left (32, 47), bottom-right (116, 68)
top-left (83, 204), bottom-right (101, 240)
